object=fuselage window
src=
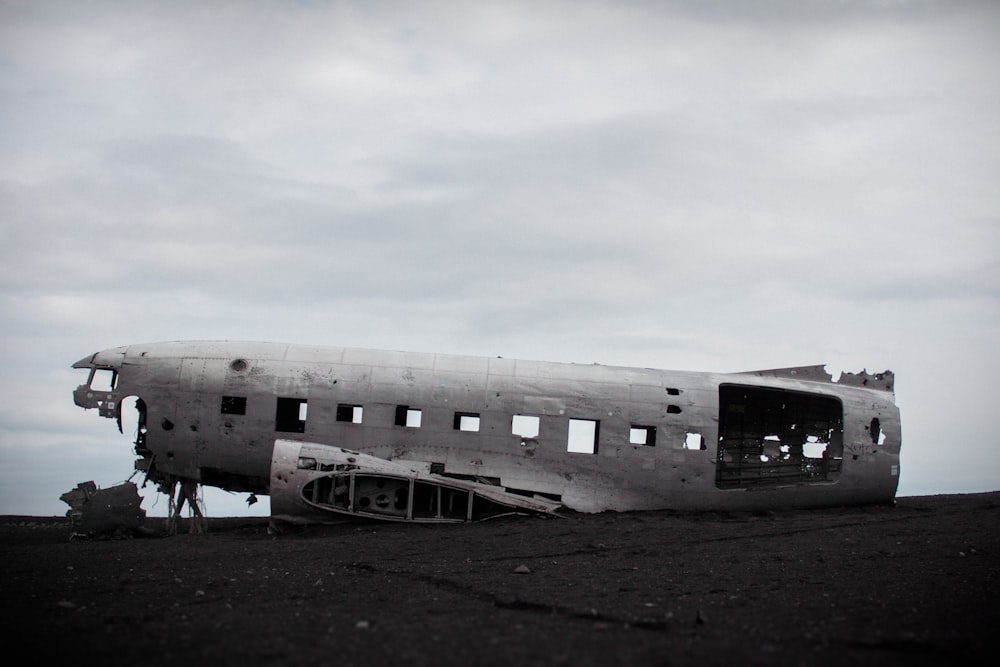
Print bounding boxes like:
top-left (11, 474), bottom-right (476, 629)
top-left (221, 396), bottom-right (247, 415)
top-left (512, 414), bottom-right (540, 438)
top-left (276, 397), bottom-right (307, 433)
top-left (869, 417), bottom-right (886, 445)
top-left (337, 404), bottom-right (363, 424)
top-left (630, 425), bottom-right (656, 447)
top-left (454, 412), bottom-right (480, 431)
top-left (567, 418), bottom-right (599, 454)
top-left (395, 405), bottom-right (422, 428)
top-left (683, 432), bottom-right (705, 450)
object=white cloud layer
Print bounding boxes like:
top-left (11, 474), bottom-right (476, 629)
top-left (2, 0), bottom-right (998, 516)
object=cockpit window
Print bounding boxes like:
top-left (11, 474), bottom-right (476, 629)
top-left (90, 369), bottom-right (117, 392)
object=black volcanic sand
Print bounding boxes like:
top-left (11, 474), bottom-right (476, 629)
top-left (2, 493), bottom-right (998, 666)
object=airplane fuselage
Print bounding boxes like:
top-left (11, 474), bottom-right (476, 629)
top-left (73, 341), bottom-right (901, 516)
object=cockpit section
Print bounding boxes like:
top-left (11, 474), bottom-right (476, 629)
top-left (73, 347), bottom-right (149, 457)
top-left (73, 362), bottom-right (121, 418)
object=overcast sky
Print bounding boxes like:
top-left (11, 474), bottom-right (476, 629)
top-left (1, 0), bottom-right (998, 517)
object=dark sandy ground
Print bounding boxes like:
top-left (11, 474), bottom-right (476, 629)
top-left (2, 492), bottom-right (998, 666)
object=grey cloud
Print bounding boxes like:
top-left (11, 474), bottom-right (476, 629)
top-left (1, 0), bottom-right (998, 515)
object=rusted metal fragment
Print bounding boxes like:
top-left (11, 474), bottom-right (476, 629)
top-left (60, 481), bottom-right (146, 538)
top-left (59, 480), bottom-right (98, 510)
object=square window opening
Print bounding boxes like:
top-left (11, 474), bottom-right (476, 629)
top-left (684, 432), bottom-right (705, 450)
top-left (630, 425), bottom-right (656, 447)
top-left (276, 397), bottom-right (307, 433)
top-left (512, 415), bottom-right (540, 438)
top-left (221, 396), bottom-right (247, 415)
top-left (395, 405), bottom-right (422, 428)
top-left (337, 404), bottom-right (363, 424)
top-left (454, 412), bottom-right (480, 432)
top-left (567, 418), bottom-right (599, 454)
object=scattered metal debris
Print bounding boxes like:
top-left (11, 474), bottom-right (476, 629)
top-left (60, 481), bottom-right (146, 538)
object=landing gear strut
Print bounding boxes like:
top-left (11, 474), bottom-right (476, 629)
top-left (164, 477), bottom-right (205, 534)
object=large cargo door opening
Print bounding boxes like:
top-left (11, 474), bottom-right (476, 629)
top-left (716, 385), bottom-right (843, 489)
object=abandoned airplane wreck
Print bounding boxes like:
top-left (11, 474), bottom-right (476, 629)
top-left (71, 341), bottom-right (900, 525)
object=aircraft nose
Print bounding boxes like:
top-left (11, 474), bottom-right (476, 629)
top-left (77, 345), bottom-right (128, 369)
top-left (72, 352), bottom-right (98, 369)
top-left (72, 346), bottom-right (127, 414)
